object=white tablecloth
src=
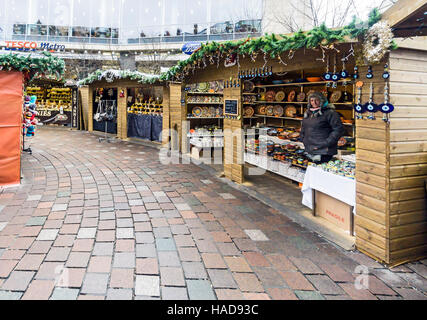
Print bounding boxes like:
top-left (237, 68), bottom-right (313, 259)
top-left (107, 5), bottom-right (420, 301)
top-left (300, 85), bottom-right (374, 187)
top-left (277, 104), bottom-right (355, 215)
top-left (301, 166), bottom-right (356, 210)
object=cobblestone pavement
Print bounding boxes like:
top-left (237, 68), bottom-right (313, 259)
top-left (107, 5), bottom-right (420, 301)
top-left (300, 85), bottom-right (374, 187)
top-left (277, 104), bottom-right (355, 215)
top-left (0, 127), bottom-right (426, 300)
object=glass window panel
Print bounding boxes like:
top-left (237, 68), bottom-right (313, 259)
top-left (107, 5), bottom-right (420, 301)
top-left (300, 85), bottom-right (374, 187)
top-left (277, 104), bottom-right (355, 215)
top-left (29, 0), bottom-right (49, 24)
top-left (184, 0), bottom-right (207, 26)
top-left (48, 0), bottom-right (72, 26)
top-left (7, 0), bottom-right (29, 24)
top-left (90, 0), bottom-right (117, 28)
top-left (140, 1), bottom-right (162, 27)
top-left (73, 0), bottom-right (91, 27)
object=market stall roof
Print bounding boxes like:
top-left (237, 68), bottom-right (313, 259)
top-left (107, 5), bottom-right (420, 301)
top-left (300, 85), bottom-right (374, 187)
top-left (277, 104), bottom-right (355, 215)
top-left (0, 51), bottom-right (65, 82)
top-left (153, 9), bottom-right (386, 83)
top-left (382, 0), bottom-right (427, 37)
top-left (77, 69), bottom-right (161, 86)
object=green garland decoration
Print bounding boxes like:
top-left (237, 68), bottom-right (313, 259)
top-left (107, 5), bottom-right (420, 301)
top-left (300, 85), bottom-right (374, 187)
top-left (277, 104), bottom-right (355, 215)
top-left (0, 52), bottom-right (65, 81)
top-left (77, 69), bottom-right (161, 86)
top-left (145, 8), bottom-right (389, 84)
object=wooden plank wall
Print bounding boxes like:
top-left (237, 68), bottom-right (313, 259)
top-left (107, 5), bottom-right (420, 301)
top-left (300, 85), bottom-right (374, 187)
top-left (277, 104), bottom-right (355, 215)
top-left (168, 83), bottom-right (184, 152)
top-left (223, 85), bottom-right (244, 184)
top-left (162, 86), bottom-right (170, 146)
top-left (79, 86), bottom-right (90, 131)
top-left (117, 87), bottom-right (127, 139)
top-left (355, 61), bottom-right (390, 263)
top-left (388, 48), bottom-right (427, 265)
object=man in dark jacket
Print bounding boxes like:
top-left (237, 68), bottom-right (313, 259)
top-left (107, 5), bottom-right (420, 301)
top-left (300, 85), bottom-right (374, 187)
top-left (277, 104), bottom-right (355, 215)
top-left (300, 92), bottom-right (345, 164)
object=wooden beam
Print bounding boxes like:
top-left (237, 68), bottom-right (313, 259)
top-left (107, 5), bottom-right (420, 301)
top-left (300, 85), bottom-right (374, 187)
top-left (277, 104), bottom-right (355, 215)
top-left (381, 0), bottom-right (427, 29)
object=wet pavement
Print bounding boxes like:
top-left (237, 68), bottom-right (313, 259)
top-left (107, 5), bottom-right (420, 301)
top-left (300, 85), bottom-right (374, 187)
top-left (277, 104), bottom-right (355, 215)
top-left (0, 127), bottom-right (426, 300)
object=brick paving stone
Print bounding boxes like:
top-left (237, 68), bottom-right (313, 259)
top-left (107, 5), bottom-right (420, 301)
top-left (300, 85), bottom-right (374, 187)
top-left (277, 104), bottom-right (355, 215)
top-left (187, 280), bottom-right (216, 300)
top-left (66, 252), bottom-right (91, 268)
top-left (0, 291), bottom-right (23, 300)
top-left (289, 257), bottom-right (324, 274)
top-left (160, 267), bottom-right (186, 286)
top-left (53, 234), bottom-right (75, 248)
top-left (182, 262), bottom-right (208, 280)
top-left (398, 272), bottom-right (427, 292)
top-left (45, 247), bottom-right (71, 262)
top-left (170, 225), bottom-right (190, 235)
top-left (158, 251), bottom-right (181, 267)
top-left (113, 252), bottom-right (136, 268)
top-left (20, 226), bottom-right (42, 237)
top-left (1, 271), bottom-right (35, 291)
top-left (243, 252), bottom-right (270, 267)
top-left (161, 286), bottom-right (189, 300)
top-left (29, 240), bottom-right (53, 253)
top-left (72, 239), bottom-right (95, 252)
top-left (294, 290), bottom-right (325, 300)
top-left (36, 229), bottom-right (59, 241)
top-left (318, 263), bottom-right (355, 282)
top-left (81, 218), bottom-right (98, 228)
top-left (88, 256), bottom-right (112, 273)
top-left (202, 253), bottom-right (227, 269)
top-left (153, 227), bottom-right (172, 239)
top-left (339, 283), bottom-right (378, 300)
top-left (136, 244), bottom-right (157, 258)
top-left (98, 220), bottom-right (116, 230)
top-left (136, 258), bottom-right (159, 275)
top-left (93, 242), bottom-right (114, 256)
top-left (15, 254), bottom-right (45, 271)
top-left (210, 231), bottom-right (232, 243)
top-left (371, 269), bottom-right (409, 288)
top-left (174, 235), bottom-right (195, 247)
top-left (96, 230), bottom-right (115, 242)
top-left (117, 219), bottom-right (134, 229)
top-left (35, 262), bottom-right (64, 280)
top-left (208, 269), bottom-right (237, 289)
top-left (0, 260), bottom-right (18, 278)
top-left (135, 232), bottom-right (155, 244)
top-left (22, 280), bottom-right (55, 300)
top-left (268, 288), bottom-right (298, 300)
top-left (156, 238), bottom-right (176, 251)
top-left (178, 247), bottom-right (201, 262)
top-left (50, 288), bottom-right (79, 300)
top-left (26, 217), bottom-right (47, 226)
top-left (215, 289), bottom-right (244, 300)
top-left (9, 237), bottom-right (35, 250)
top-left (56, 268), bottom-right (85, 288)
top-left (366, 275), bottom-right (398, 296)
top-left (81, 273), bottom-right (109, 295)
top-left (135, 275), bottom-right (160, 297)
top-left (60, 224), bottom-right (80, 235)
top-left (253, 267), bottom-right (287, 288)
top-left (110, 268), bottom-right (134, 288)
top-left (306, 275), bottom-right (346, 295)
top-left (106, 288), bottom-right (133, 300)
top-left (395, 288), bottom-right (427, 300)
top-left (217, 243), bottom-right (240, 256)
top-left (233, 273), bottom-right (264, 292)
top-left (243, 292), bottom-right (271, 300)
top-left (265, 254), bottom-right (297, 271)
top-left (0, 250), bottom-right (26, 260)
top-left (134, 222), bottom-right (152, 232)
top-left (279, 271), bottom-right (315, 291)
top-left (116, 239), bottom-right (135, 252)
top-left (77, 228), bottom-right (97, 239)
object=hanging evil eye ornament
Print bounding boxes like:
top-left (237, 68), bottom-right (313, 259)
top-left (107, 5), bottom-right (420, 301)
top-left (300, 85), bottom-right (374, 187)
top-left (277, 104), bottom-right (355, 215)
top-left (353, 66), bottom-right (359, 80)
top-left (366, 65), bottom-right (374, 79)
top-left (331, 55), bottom-right (341, 84)
top-left (323, 55), bottom-right (332, 82)
top-left (364, 82), bottom-right (378, 120)
top-left (379, 81), bottom-right (394, 123)
top-left (354, 81), bottom-right (365, 119)
top-left (340, 57), bottom-right (349, 79)
top-left (382, 64), bottom-right (390, 80)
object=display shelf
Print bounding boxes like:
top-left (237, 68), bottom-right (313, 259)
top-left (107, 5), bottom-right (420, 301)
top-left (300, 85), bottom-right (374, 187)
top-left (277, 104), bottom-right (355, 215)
top-left (254, 114), bottom-right (303, 121)
top-left (258, 135), bottom-right (304, 148)
top-left (186, 92), bottom-right (224, 95)
top-left (187, 102), bottom-right (223, 105)
top-left (244, 153), bottom-right (305, 183)
top-left (187, 117), bottom-right (224, 119)
top-left (254, 80), bottom-right (353, 88)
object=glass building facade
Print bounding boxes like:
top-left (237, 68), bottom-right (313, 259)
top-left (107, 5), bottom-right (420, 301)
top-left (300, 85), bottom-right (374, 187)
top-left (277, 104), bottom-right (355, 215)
top-left (0, 0), bottom-right (263, 44)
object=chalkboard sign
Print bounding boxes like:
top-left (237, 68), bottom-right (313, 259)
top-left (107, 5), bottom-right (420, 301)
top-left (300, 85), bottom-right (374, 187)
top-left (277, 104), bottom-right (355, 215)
top-left (224, 99), bottom-right (239, 116)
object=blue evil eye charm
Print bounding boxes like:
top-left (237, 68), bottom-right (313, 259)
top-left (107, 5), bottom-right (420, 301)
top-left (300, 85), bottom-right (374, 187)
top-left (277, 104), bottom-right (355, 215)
top-left (354, 103), bottom-right (366, 113)
top-left (340, 70), bottom-right (349, 78)
top-left (332, 73), bottom-right (341, 81)
top-left (364, 102), bottom-right (378, 112)
top-left (323, 73), bottom-right (332, 81)
top-left (382, 71), bottom-right (390, 79)
top-left (366, 66), bottom-right (373, 79)
top-left (379, 103), bottom-right (394, 113)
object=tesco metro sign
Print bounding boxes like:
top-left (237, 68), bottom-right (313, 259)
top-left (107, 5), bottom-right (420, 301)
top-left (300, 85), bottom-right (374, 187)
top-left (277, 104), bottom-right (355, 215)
top-left (5, 41), bottom-right (66, 52)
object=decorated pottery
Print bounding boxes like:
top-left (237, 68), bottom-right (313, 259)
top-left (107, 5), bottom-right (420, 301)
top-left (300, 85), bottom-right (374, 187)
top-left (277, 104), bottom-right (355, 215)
top-left (275, 91), bottom-right (286, 102)
top-left (273, 105), bottom-right (284, 117)
top-left (284, 105), bottom-right (297, 117)
top-left (287, 90), bottom-right (296, 102)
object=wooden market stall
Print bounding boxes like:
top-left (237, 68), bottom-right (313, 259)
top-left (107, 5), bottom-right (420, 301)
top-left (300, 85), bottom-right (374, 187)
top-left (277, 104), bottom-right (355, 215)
top-left (160, 5), bottom-right (427, 266)
top-left (0, 53), bottom-right (65, 187)
top-left (78, 69), bottom-right (166, 143)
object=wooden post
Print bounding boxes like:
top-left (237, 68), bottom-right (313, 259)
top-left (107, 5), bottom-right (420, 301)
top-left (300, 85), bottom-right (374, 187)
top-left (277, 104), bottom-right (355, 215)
top-left (223, 81), bottom-right (244, 184)
top-left (162, 86), bottom-right (170, 146)
top-left (117, 87), bottom-right (127, 140)
top-left (79, 86), bottom-right (91, 131)
top-left (169, 83), bottom-right (184, 152)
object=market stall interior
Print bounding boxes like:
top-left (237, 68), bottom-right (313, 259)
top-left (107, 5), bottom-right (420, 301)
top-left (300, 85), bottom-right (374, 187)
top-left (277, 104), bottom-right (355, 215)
top-left (92, 87), bottom-right (118, 135)
top-left (127, 86), bottom-right (163, 142)
top-left (26, 78), bottom-right (74, 127)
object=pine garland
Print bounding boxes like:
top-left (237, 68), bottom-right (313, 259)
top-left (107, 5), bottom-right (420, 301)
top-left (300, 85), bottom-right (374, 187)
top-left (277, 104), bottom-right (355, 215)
top-left (77, 69), bottom-right (160, 86)
top-left (0, 52), bottom-right (65, 81)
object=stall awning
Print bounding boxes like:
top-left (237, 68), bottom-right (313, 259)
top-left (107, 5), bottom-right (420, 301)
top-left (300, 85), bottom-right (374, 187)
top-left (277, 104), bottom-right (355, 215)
top-left (382, 0), bottom-right (427, 37)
